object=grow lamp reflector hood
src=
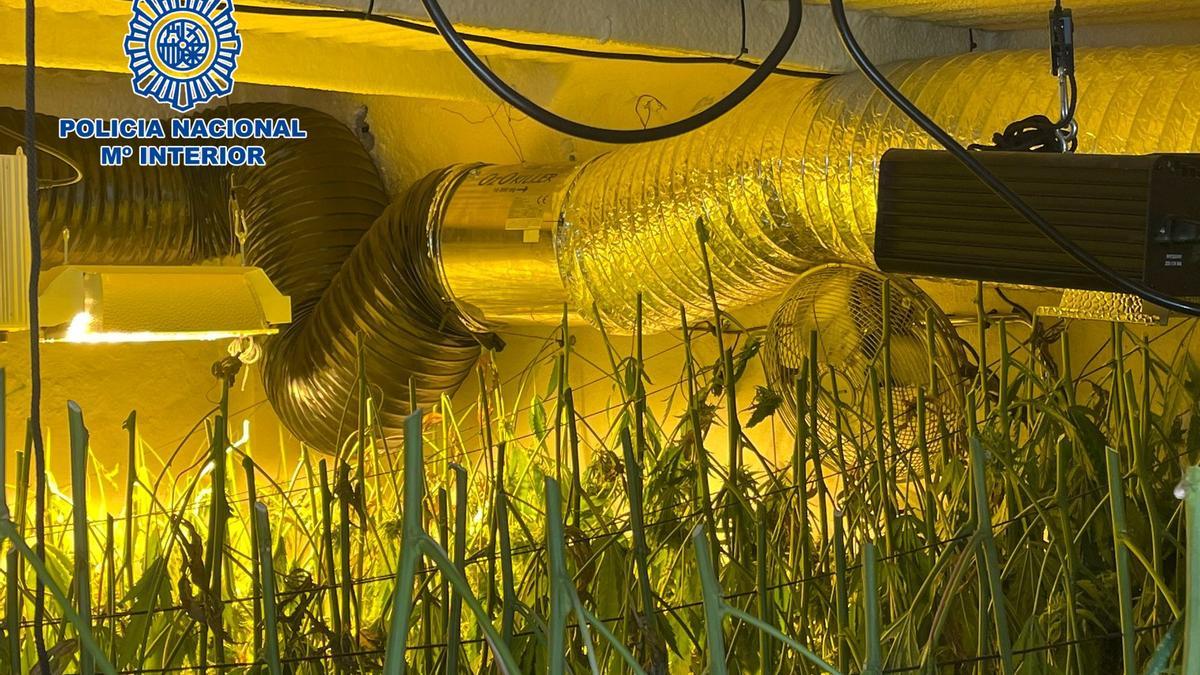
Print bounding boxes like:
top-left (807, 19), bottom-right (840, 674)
top-left (1, 152), bottom-right (291, 344)
top-left (35, 265), bottom-right (291, 344)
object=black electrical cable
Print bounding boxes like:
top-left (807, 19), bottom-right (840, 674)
top-left (969, 72), bottom-right (1078, 153)
top-left (417, 0), bottom-right (804, 143)
top-left (232, 3), bottom-right (828, 79)
top-left (828, 0), bottom-right (1200, 318)
top-left (23, 2), bottom-right (51, 673)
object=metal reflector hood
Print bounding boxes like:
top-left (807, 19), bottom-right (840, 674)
top-left (37, 265), bottom-right (291, 343)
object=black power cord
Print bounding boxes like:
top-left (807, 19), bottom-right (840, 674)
top-left (417, 0), bottom-right (803, 144)
top-left (232, 3), bottom-right (828, 79)
top-left (968, 72), bottom-right (1077, 153)
top-left (827, 0), bottom-right (1200, 318)
top-left (24, 2), bottom-right (52, 673)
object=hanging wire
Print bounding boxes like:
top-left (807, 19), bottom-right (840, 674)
top-left (20, 0), bottom-right (54, 671)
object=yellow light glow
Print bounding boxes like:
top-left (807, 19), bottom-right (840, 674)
top-left (35, 266), bottom-right (290, 344)
top-left (44, 311), bottom-right (278, 344)
top-left (65, 310), bottom-right (94, 339)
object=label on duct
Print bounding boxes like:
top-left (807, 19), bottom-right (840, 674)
top-left (446, 164), bottom-right (577, 243)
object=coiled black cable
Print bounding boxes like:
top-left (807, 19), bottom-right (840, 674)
top-left (828, 0), bottom-right (1200, 318)
top-left (418, 0), bottom-right (803, 144)
top-left (234, 3), bottom-right (827, 79)
top-left (969, 73), bottom-right (1078, 153)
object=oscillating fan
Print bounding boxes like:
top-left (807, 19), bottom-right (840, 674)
top-left (762, 264), bottom-right (967, 477)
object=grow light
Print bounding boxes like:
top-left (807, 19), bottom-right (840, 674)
top-left (36, 265), bottom-right (291, 344)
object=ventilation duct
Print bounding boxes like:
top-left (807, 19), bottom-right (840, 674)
top-left (430, 163), bottom-right (578, 330)
top-left (258, 167), bottom-right (481, 448)
top-left (5, 46), bottom-right (1199, 452)
top-left (436, 46), bottom-right (1200, 333)
top-left (0, 107), bottom-right (225, 266)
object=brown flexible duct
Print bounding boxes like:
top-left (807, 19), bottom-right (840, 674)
top-left (0, 107), bottom-right (225, 265)
top-left (205, 106), bottom-right (481, 450)
top-left (260, 168), bottom-right (481, 448)
top-left (209, 104), bottom-right (390, 320)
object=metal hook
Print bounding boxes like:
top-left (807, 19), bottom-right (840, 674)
top-left (229, 190), bottom-right (249, 264)
top-left (1055, 69), bottom-right (1078, 151)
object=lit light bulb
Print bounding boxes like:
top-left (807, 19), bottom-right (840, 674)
top-left (64, 311), bottom-right (95, 341)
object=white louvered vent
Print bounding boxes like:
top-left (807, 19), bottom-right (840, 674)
top-left (1, 151), bottom-right (31, 332)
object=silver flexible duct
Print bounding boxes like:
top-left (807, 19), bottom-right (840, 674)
top-left (436, 46), bottom-right (1200, 333)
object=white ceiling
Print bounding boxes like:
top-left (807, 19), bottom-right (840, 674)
top-left (0, 0), bottom-right (968, 95)
top-left (1, 0), bottom-right (1196, 101)
top-left (832, 0), bottom-right (1200, 29)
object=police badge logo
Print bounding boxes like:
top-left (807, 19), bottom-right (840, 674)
top-left (123, 0), bottom-right (242, 113)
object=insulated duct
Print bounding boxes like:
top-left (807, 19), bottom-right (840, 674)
top-left (196, 105), bottom-right (479, 452)
top-left (206, 104), bottom-right (391, 319)
top-left (437, 46), bottom-right (1200, 333)
top-left (431, 163), bottom-right (579, 329)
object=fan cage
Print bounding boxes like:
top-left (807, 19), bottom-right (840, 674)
top-left (763, 264), bottom-right (968, 478)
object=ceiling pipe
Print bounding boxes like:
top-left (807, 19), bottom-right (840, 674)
top-left (0, 107), bottom-right (225, 266)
